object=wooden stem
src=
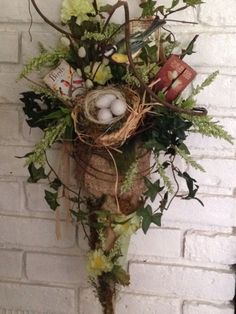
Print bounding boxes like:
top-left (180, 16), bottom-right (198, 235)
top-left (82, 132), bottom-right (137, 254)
top-left (30, 0), bottom-right (73, 37)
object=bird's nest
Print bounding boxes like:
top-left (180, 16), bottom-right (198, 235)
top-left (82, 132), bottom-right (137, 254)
top-left (71, 86), bottom-right (151, 148)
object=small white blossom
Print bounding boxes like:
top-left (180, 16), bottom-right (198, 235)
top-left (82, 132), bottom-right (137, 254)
top-left (78, 46), bottom-right (86, 58)
top-left (85, 79), bottom-right (94, 89)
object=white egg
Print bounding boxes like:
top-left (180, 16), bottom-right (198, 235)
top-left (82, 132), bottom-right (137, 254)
top-left (110, 99), bottom-right (127, 116)
top-left (95, 94), bottom-right (117, 109)
top-left (97, 108), bottom-right (113, 123)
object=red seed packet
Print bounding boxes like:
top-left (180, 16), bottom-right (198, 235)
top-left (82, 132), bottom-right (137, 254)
top-left (154, 54), bottom-right (197, 101)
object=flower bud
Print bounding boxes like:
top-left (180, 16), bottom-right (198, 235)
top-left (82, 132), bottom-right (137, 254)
top-left (85, 79), bottom-right (94, 89)
top-left (78, 46), bottom-right (86, 58)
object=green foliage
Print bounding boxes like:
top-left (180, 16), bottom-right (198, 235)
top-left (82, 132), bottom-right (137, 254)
top-left (20, 92), bottom-right (64, 130)
top-left (27, 163), bottom-right (48, 183)
top-left (144, 178), bottom-right (164, 202)
top-left (188, 115), bottom-right (234, 144)
top-left (120, 161), bottom-right (138, 194)
top-left (155, 161), bottom-right (174, 193)
top-left (25, 119), bottom-right (67, 166)
top-left (177, 171), bottom-right (204, 205)
top-left (50, 178), bottom-right (62, 191)
top-left (192, 71), bottom-right (219, 97)
top-left (19, 47), bottom-right (69, 79)
top-left (112, 265), bottom-right (130, 286)
top-left (44, 190), bottom-right (60, 211)
top-left (176, 146), bottom-right (205, 172)
top-left (137, 204), bottom-right (162, 234)
top-left (183, 0), bottom-right (204, 6)
top-left (140, 0), bottom-right (156, 17)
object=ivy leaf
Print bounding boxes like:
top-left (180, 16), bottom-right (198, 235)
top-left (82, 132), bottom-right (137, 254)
top-left (70, 209), bottom-right (87, 221)
top-left (144, 178), bottom-right (164, 202)
top-left (183, 0), bottom-right (204, 6)
top-left (171, 0), bottom-right (180, 8)
top-left (181, 35), bottom-right (199, 59)
top-left (142, 215), bottom-right (152, 234)
top-left (112, 265), bottom-right (130, 286)
top-left (178, 171), bottom-right (204, 206)
top-left (44, 190), bottom-right (59, 211)
top-left (50, 178), bottom-right (62, 191)
top-left (137, 204), bottom-right (153, 234)
top-left (27, 163), bottom-right (47, 183)
top-left (160, 191), bottom-right (168, 211)
top-left (152, 213), bottom-right (162, 226)
top-left (140, 0), bottom-right (156, 17)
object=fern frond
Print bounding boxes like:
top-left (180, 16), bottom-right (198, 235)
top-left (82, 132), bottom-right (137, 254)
top-left (187, 115), bottom-right (234, 144)
top-left (19, 48), bottom-right (69, 79)
top-left (176, 147), bottom-right (205, 172)
top-left (120, 161), bottom-right (138, 194)
top-left (25, 119), bottom-right (67, 166)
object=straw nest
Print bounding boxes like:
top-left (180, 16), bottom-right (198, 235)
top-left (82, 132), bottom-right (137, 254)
top-left (72, 86), bottom-right (150, 148)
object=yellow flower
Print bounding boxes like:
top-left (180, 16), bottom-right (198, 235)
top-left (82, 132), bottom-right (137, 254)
top-left (85, 62), bottom-right (113, 85)
top-left (87, 249), bottom-right (113, 277)
top-left (61, 0), bottom-right (95, 25)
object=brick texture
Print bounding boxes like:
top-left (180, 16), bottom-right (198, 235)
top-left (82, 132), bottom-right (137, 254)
top-left (0, 0), bottom-right (236, 313)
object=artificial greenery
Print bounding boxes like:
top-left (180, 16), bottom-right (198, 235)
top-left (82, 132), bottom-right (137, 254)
top-left (19, 1), bottom-right (233, 313)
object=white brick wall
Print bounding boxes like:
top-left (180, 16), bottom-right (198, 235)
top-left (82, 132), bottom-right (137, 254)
top-left (0, 1), bottom-right (235, 314)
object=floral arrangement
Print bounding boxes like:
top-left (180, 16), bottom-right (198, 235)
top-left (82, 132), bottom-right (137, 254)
top-left (19, 0), bottom-right (233, 313)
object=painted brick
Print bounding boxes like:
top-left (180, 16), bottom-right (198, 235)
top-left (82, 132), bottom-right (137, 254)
top-left (0, 181), bottom-right (21, 212)
top-left (199, 0), bottom-right (236, 26)
top-left (185, 34), bottom-right (236, 67)
top-left (79, 288), bottom-right (102, 314)
top-left (162, 195), bottom-right (236, 228)
top-left (25, 182), bottom-right (51, 212)
top-left (79, 288), bottom-right (181, 314)
top-left (183, 301), bottom-right (234, 314)
top-left (21, 117), bottom-right (43, 143)
top-left (0, 146), bottom-right (31, 177)
top-left (189, 158), bottom-right (236, 191)
top-left (0, 109), bottom-right (20, 141)
top-left (128, 263), bottom-right (235, 301)
top-left (26, 252), bottom-right (88, 285)
top-left (185, 231), bottom-right (236, 265)
top-left (194, 74), bottom-right (236, 115)
top-left (116, 293), bottom-right (181, 314)
top-left (0, 282), bottom-right (75, 313)
top-left (0, 0), bottom-right (62, 23)
top-left (129, 228), bottom-right (182, 258)
top-left (0, 73), bottom-right (27, 104)
top-left (0, 216), bottom-right (75, 248)
top-left (0, 250), bottom-right (23, 280)
top-left (0, 32), bottom-right (19, 63)
top-left (21, 31), bottom-right (59, 64)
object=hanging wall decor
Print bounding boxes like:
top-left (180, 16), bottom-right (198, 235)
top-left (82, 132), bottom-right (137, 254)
top-left (19, 1), bottom-right (233, 313)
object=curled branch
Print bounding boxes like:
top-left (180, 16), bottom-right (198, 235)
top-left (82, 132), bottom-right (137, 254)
top-left (120, 1), bottom-right (207, 117)
top-left (30, 0), bottom-right (73, 37)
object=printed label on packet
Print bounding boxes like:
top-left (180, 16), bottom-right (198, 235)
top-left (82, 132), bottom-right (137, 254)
top-left (154, 55), bottom-right (197, 101)
top-left (44, 60), bottom-right (85, 100)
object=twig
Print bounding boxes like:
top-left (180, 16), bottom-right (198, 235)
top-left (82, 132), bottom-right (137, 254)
top-left (28, 0), bottom-right (33, 41)
top-left (166, 156), bottom-right (180, 211)
top-left (164, 5), bottom-right (189, 18)
top-left (120, 1), bottom-right (207, 117)
top-left (30, 0), bottom-right (73, 37)
top-left (45, 152), bottom-right (79, 196)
